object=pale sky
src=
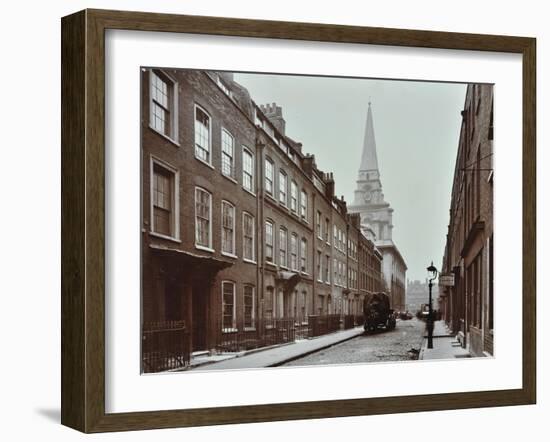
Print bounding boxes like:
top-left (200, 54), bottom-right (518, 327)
top-left (234, 72), bottom-right (467, 281)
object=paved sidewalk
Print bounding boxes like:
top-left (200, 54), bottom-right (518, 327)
top-left (191, 326), bottom-right (365, 371)
top-left (419, 320), bottom-right (471, 360)
top-left (423, 320), bottom-right (452, 338)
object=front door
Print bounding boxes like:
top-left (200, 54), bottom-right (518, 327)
top-left (164, 278), bottom-right (182, 321)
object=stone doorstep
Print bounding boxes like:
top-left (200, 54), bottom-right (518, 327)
top-left (191, 350), bottom-right (209, 357)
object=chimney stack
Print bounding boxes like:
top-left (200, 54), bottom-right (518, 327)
top-left (325, 172), bottom-right (335, 199)
top-left (302, 154), bottom-right (316, 178)
top-left (260, 102), bottom-right (286, 135)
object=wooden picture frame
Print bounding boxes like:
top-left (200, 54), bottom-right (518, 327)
top-left (61, 8), bottom-right (536, 433)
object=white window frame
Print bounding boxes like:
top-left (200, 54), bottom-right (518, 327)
top-left (149, 69), bottom-right (179, 145)
top-left (221, 128), bottom-right (236, 180)
top-left (290, 180), bottom-right (298, 213)
top-left (242, 212), bottom-right (256, 263)
top-left (279, 170), bottom-right (288, 206)
top-left (149, 156), bottom-right (180, 242)
top-left (279, 227), bottom-right (288, 269)
top-left (300, 237), bottom-right (308, 274)
top-left (291, 233), bottom-right (298, 271)
top-left (317, 250), bottom-right (323, 282)
top-left (194, 104), bottom-right (213, 167)
top-left (316, 211), bottom-right (322, 239)
top-left (300, 189), bottom-right (308, 220)
top-left (221, 281), bottom-right (237, 331)
top-left (265, 157), bottom-right (275, 197)
top-left (221, 200), bottom-right (236, 257)
top-left (265, 220), bottom-right (275, 265)
top-left (242, 146), bottom-right (255, 194)
top-left (194, 187), bottom-right (213, 252)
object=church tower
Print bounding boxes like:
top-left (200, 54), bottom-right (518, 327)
top-left (348, 102), bottom-right (407, 311)
top-left (350, 102), bottom-right (393, 243)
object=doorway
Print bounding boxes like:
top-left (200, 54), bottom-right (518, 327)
top-left (191, 286), bottom-right (208, 352)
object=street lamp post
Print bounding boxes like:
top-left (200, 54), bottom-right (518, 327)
top-left (426, 262), bottom-right (439, 349)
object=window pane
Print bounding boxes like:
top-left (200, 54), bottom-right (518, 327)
top-left (244, 286), bottom-right (255, 328)
top-left (291, 181), bottom-right (298, 212)
top-left (301, 190), bottom-right (307, 218)
top-left (153, 164), bottom-right (173, 236)
top-left (279, 171), bottom-right (287, 204)
top-left (266, 221), bottom-right (274, 262)
top-left (151, 71), bottom-right (172, 137)
top-left (195, 107), bottom-right (210, 162)
top-left (222, 202), bottom-right (235, 254)
top-left (221, 130), bottom-right (234, 177)
top-left (301, 238), bottom-right (307, 272)
top-left (291, 234), bottom-right (298, 270)
top-left (243, 149), bottom-right (254, 191)
top-left (195, 189), bottom-right (211, 247)
top-left (279, 228), bottom-right (287, 267)
top-left (243, 214), bottom-right (255, 261)
top-left (265, 159), bottom-right (274, 195)
top-left (222, 282), bottom-right (235, 329)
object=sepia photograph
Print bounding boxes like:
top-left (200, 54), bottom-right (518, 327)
top-left (140, 68), bottom-right (494, 374)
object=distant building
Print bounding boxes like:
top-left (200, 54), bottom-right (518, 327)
top-left (348, 102), bottom-right (407, 311)
top-left (406, 279), bottom-right (439, 313)
top-left (439, 84), bottom-right (494, 357)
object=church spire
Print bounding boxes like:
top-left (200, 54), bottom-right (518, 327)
top-left (359, 102), bottom-right (379, 173)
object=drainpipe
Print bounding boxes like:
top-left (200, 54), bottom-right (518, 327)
top-left (312, 193), bottom-right (317, 316)
top-left (256, 131), bottom-right (265, 329)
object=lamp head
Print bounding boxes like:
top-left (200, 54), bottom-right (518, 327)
top-left (427, 261), bottom-right (438, 279)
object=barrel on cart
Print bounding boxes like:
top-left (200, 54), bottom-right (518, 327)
top-left (363, 292), bottom-right (396, 333)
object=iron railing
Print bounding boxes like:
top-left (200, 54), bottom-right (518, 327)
top-left (142, 314), bottom-right (360, 372)
top-left (215, 314), bottom-right (350, 353)
top-left (142, 321), bottom-right (190, 373)
top-left (308, 314), bottom-right (342, 337)
top-left (343, 314), bottom-right (356, 330)
top-left (216, 317), bottom-right (297, 353)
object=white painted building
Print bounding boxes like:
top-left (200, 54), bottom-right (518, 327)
top-left (348, 102), bottom-right (407, 311)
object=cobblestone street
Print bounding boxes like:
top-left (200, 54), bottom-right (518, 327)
top-left (282, 318), bottom-right (426, 366)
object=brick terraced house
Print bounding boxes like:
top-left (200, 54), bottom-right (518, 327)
top-left (141, 69), bottom-right (384, 372)
top-left (439, 84), bottom-right (494, 357)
